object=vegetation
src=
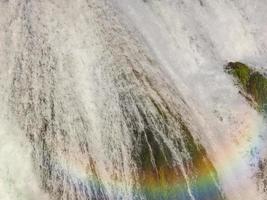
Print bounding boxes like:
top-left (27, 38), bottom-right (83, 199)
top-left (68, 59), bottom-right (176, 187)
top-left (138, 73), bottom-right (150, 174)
top-left (225, 62), bottom-right (267, 112)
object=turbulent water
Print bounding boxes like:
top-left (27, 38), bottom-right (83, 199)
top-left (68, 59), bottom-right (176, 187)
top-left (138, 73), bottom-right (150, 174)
top-left (0, 0), bottom-right (267, 200)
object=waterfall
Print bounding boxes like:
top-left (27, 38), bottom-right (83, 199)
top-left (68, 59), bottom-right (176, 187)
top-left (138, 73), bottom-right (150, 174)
top-left (0, 0), bottom-right (266, 200)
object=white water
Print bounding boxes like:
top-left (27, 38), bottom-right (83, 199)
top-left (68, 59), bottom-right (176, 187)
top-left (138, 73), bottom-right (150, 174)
top-left (114, 1), bottom-right (267, 199)
top-left (0, 0), bottom-right (266, 199)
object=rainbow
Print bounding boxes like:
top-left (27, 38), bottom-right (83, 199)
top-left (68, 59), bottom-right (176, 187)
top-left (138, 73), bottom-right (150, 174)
top-left (42, 111), bottom-right (264, 200)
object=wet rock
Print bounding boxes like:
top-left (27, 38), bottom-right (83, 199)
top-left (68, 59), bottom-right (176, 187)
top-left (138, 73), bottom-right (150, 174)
top-left (225, 62), bottom-right (267, 112)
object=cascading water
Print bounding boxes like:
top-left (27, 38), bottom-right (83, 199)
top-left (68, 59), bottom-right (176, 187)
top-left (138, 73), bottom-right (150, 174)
top-left (0, 0), bottom-right (266, 200)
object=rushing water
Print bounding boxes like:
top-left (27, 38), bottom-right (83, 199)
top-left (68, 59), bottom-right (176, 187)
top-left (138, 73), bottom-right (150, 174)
top-left (0, 0), bottom-right (267, 200)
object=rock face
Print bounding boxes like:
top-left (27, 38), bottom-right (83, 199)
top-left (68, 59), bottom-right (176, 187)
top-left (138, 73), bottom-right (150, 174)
top-left (225, 62), bottom-right (267, 112)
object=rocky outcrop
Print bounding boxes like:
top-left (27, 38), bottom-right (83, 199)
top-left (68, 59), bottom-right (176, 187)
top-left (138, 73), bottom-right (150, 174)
top-left (225, 62), bottom-right (267, 112)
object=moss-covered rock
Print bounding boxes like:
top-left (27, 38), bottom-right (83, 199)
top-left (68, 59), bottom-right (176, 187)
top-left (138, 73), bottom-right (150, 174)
top-left (225, 62), bottom-right (251, 89)
top-left (225, 62), bottom-right (267, 112)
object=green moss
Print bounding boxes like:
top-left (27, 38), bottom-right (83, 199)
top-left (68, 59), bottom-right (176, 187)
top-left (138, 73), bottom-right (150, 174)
top-left (226, 62), bottom-right (251, 89)
top-left (226, 62), bottom-right (267, 112)
top-left (248, 72), bottom-right (267, 112)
